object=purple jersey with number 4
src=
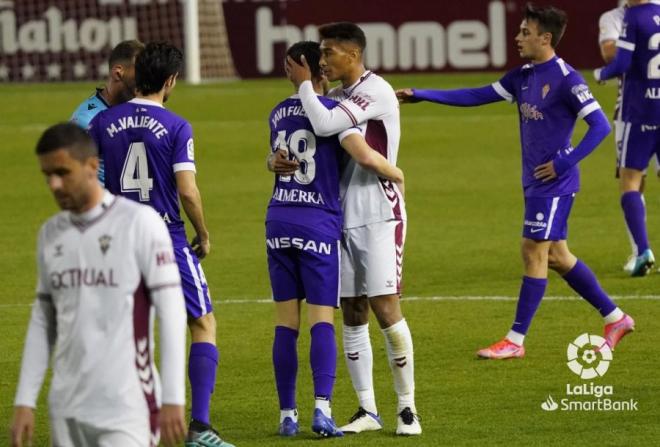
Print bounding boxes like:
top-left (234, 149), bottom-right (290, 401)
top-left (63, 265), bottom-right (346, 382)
top-left (89, 98), bottom-right (194, 247)
top-left (266, 95), bottom-right (343, 238)
top-left (493, 56), bottom-right (602, 198)
top-left (617, 2), bottom-right (660, 123)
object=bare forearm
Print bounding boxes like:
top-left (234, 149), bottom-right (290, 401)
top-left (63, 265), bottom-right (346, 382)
top-left (180, 188), bottom-right (209, 241)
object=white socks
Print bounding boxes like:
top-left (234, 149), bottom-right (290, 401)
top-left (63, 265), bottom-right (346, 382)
top-left (315, 398), bottom-right (331, 417)
top-left (343, 323), bottom-right (377, 414)
top-left (506, 330), bottom-right (525, 346)
top-left (280, 408), bottom-right (297, 423)
top-left (381, 319), bottom-right (416, 413)
top-left (604, 307), bottom-right (624, 324)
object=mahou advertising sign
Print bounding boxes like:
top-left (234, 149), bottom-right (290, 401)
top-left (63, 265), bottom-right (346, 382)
top-left (0, 0), bottom-right (183, 82)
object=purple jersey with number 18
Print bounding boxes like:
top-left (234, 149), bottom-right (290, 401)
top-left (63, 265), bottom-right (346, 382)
top-left (266, 94), bottom-right (344, 238)
top-left (89, 98), bottom-right (195, 248)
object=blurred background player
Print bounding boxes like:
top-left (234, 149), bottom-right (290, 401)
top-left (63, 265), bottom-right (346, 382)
top-left (267, 41), bottom-right (404, 438)
top-left (287, 22), bottom-right (420, 436)
top-left (88, 42), bottom-right (233, 447)
top-left (598, 1), bottom-right (660, 273)
top-left (10, 123), bottom-right (187, 447)
top-left (398, 4), bottom-right (635, 358)
top-left (70, 39), bottom-right (144, 183)
top-left (595, 0), bottom-right (660, 276)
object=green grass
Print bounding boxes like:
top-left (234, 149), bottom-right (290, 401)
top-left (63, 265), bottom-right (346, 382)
top-left (0, 72), bottom-right (659, 446)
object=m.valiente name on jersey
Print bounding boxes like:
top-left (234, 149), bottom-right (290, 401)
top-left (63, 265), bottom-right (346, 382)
top-left (272, 186), bottom-right (325, 205)
top-left (103, 111), bottom-right (169, 139)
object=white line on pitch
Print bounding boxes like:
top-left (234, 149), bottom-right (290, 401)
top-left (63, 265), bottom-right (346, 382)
top-left (1, 295), bottom-right (658, 308)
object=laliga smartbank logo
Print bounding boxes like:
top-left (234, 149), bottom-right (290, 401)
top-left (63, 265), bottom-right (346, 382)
top-left (540, 333), bottom-right (638, 412)
top-left (566, 333), bottom-right (611, 379)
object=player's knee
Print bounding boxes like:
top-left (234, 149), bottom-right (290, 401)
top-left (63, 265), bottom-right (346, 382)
top-left (189, 312), bottom-right (216, 341)
top-left (370, 295), bottom-right (403, 329)
top-left (341, 297), bottom-right (369, 326)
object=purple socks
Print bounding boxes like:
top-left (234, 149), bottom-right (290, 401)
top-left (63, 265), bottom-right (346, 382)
top-left (273, 326), bottom-right (299, 410)
top-left (511, 276), bottom-right (547, 335)
top-left (563, 260), bottom-right (616, 316)
top-left (621, 191), bottom-right (649, 254)
top-left (310, 322), bottom-right (336, 400)
top-left (189, 342), bottom-right (219, 425)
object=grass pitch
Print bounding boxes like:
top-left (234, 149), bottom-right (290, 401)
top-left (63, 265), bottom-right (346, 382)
top-left (0, 72), bottom-right (659, 446)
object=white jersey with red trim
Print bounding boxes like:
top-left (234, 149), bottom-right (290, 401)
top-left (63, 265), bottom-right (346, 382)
top-left (14, 192), bottom-right (186, 437)
top-left (327, 71), bottom-right (406, 228)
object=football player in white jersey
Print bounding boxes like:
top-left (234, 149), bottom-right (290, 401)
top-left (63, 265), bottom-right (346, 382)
top-left (598, 0), bottom-right (660, 272)
top-left (287, 22), bottom-right (420, 436)
top-left (10, 123), bottom-right (187, 447)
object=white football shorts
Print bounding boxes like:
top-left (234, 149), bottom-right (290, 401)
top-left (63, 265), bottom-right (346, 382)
top-left (340, 219), bottom-right (406, 298)
top-left (50, 416), bottom-right (152, 447)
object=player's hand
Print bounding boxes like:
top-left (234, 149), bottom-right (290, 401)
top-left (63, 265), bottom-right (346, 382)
top-left (159, 404), bottom-right (186, 447)
top-left (286, 55), bottom-right (312, 83)
top-left (534, 161), bottom-right (558, 182)
top-left (395, 177), bottom-right (405, 197)
top-left (191, 235), bottom-right (210, 260)
top-left (268, 149), bottom-right (299, 175)
top-left (10, 406), bottom-right (34, 447)
top-left (395, 88), bottom-right (421, 104)
top-left (593, 68), bottom-right (606, 85)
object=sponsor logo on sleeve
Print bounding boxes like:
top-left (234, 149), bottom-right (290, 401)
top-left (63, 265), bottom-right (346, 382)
top-left (571, 84), bottom-right (593, 104)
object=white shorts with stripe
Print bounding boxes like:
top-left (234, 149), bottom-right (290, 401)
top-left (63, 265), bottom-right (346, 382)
top-left (340, 219), bottom-right (406, 298)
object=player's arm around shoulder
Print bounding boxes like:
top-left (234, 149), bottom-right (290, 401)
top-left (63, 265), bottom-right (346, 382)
top-left (175, 170), bottom-right (210, 259)
top-left (340, 131), bottom-right (404, 187)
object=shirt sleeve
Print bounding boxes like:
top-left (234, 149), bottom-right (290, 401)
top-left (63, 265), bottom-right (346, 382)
top-left (598, 10), bottom-right (621, 44)
top-left (14, 229), bottom-right (56, 408)
top-left (133, 206), bottom-right (182, 290)
top-left (172, 121), bottom-right (196, 173)
top-left (491, 68), bottom-right (518, 103)
top-left (133, 206), bottom-right (187, 405)
top-left (298, 80), bottom-right (391, 136)
top-left (564, 71), bottom-right (602, 120)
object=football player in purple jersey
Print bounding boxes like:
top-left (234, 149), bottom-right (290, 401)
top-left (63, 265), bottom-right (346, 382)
top-left (398, 3), bottom-right (635, 359)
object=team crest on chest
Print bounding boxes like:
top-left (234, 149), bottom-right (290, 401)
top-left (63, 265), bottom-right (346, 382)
top-left (54, 244), bottom-right (63, 257)
top-left (542, 84), bottom-right (551, 99)
top-left (99, 235), bottom-right (112, 255)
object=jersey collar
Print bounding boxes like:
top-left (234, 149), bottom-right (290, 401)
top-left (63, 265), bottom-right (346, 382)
top-left (95, 88), bottom-right (111, 108)
top-left (344, 70), bottom-right (373, 96)
top-left (129, 97), bottom-right (165, 108)
top-left (70, 191), bottom-right (116, 228)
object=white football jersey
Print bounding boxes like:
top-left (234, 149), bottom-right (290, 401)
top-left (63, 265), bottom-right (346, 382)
top-left (327, 71), bottom-right (406, 228)
top-left (14, 192), bottom-right (186, 433)
top-left (598, 6), bottom-right (625, 121)
top-left (598, 7), bottom-right (625, 44)
top-left (298, 71), bottom-right (406, 229)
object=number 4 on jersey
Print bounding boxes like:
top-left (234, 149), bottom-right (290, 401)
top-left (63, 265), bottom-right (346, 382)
top-left (121, 142), bottom-right (153, 201)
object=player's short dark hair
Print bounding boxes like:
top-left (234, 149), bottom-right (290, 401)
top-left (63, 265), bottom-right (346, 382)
top-left (135, 41), bottom-right (184, 96)
top-left (318, 22), bottom-right (366, 52)
top-left (108, 39), bottom-right (144, 70)
top-left (287, 41), bottom-right (323, 79)
top-left (35, 123), bottom-right (98, 161)
top-left (524, 3), bottom-right (567, 48)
